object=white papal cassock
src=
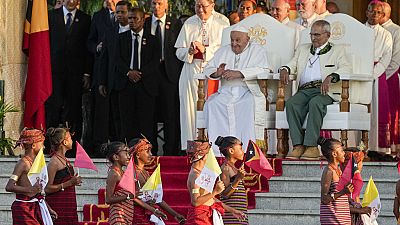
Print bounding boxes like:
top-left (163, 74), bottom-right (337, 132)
top-left (366, 22), bottom-right (393, 153)
top-left (175, 12), bottom-right (229, 150)
top-left (203, 42), bottom-right (269, 156)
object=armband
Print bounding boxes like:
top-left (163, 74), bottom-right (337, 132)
top-left (192, 188), bottom-right (200, 194)
top-left (10, 174), bottom-right (18, 182)
top-left (230, 183), bottom-right (239, 190)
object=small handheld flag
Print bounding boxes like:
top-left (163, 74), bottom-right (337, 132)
top-left (74, 141), bottom-right (98, 172)
top-left (28, 148), bottom-right (48, 192)
top-left (195, 150), bottom-right (222, 193)
top-left (337, 154), bottom-right (363, 200)
top-left (362, 176), bottom-right (381, 222)
top-left (119, 157), bottom-right (136, 195)
top-left (245, 140), bottom-right (274, 179)
top-left (141, 164), bottom-right (163, 203)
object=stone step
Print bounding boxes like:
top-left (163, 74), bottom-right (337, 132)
top-left (269, 176), bottom-right (397, 194)
top-left (281, 161), bottom-right (398, 179)
top-left (248, 209), bottom-right (395, 225)
top-left (255, 192), bottom-right (394, 213)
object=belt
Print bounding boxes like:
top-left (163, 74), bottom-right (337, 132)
top-left (299, 80), bottom-right (322, 90)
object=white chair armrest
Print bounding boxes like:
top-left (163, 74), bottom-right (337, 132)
top-left (194, 73), bottom-right (206, 80)
top-left (339, 73), bottom-right (374, 81)
top-left (257, 72), bottom-right (297, 81)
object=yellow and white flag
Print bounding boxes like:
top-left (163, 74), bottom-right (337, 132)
top-left (362, 176), bottom-right (381, 222)
top-left (28, 148), bottom-right (48, 192)
top-left (141, 164), bottom-right (163, 203)
top-left (195, 150), bottom-right (222, 193)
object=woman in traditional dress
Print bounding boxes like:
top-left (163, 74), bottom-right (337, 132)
top-left (103, 142), bottom-right (134, 225)
top-left (215, 136), bottom-right (248, 225)
top-left (45, 127), bottom-right (82, 224)
top-left (185, 140), bottom-right (246, 225)
top-left (320, 137), bottom-right (353, 225)
top-left (129, 137), bottom-right (186, 224)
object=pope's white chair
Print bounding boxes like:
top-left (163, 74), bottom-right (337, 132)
top-left (275, 14), bottom-right (375, 155)
top-left (195, 13), bottom-right (296, 155)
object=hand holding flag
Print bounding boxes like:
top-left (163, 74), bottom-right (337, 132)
top-left (28, 147), bottom-right (48, 192)
top-left (244, 140), bottom-right (273, 179)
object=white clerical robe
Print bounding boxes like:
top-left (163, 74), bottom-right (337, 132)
top-left (203, 43), bottom-right (269, 156)
top-left (382, 19), bottom-right (400, 79)
top-left (366, 22), bottom-right (393, 153)
top-left (175, 12), bottom-right (229, 150)
top-left (317, 10), bottom-right (332, 19)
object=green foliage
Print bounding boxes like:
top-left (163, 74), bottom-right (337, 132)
top-left (0, 100), bottom-right (18, 155)
top-left (0, 102), bottom-right (18, 128)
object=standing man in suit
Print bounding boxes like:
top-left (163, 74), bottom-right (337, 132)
top-left (144, 0), bottom-right (183, 155)
top-left (98, 1), bottom-right (131, 145)
top-left (87, 0), bottom-right (120, 155)
top-left (47, 0), bottom-right (92, 152)
top-left (279, 20), bottom-right (351, 160)
top-left (116, 7), bottom-right (160, 146)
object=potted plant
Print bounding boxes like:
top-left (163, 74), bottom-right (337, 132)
top-left (0, 96), bottom-right (19, 155)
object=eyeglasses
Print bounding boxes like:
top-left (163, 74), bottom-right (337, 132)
top-left (367, 10), bottom-right (384, 15)
top-left (309, 32), bottom-right (328, 37)
top-left (195, 3), bottom-right (212, 10)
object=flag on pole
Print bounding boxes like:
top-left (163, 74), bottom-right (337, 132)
top-left (195, 150), bottom-right (222, 193)
top-left (245, 140), bottom-right (274, 179)
top-left (337, 154), bottom-right (364, 200)
top-left (28, 148), bottom-right (48, 191)
top-left (141, 164), bottom-right (163, 203)
top-left (74, 141), bottom-right (98, 172)
top-left (362, 176), bottom-right (381, 222)
top-left (119, 157), bottom-right (136, 195)
top-left (22, 0), bottom-right (52, 129)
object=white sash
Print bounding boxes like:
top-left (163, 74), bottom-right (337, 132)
top-left (212, 208), bottom-right (224, 225)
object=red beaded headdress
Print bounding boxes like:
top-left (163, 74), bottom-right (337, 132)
top-left (16, 128), bottom-right (45, 146)
top-left (186, 140), bottom-right (211, 164)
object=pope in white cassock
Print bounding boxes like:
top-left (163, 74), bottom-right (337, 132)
top-left (175, 0), bottom-right (230, 150)
top-left (202, 26), bottom-right (269, 156)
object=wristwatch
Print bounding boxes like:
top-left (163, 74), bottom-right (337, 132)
top-left (126, 194), bottom-right (131, 200)
top-left (330, 193), bottom-right (335, 200)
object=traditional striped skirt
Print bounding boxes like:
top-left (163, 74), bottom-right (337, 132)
top-left (221, 181), bottom-right (248, 225)
top-left (320, 181), bottom-right (351, 225)
top-left (109, 189), bottom-right (134, 225)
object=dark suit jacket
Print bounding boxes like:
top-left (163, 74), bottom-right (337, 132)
top-left (115, 30), bottom-right (161, 96)
top-left (48, 8), bottom-right (92, 76)
top-left (87, 8), bottom-right (116, 86)
top-left (99, 25), bottom-right (120, 90)
top-left (144, 16), bottom-right (183, 83)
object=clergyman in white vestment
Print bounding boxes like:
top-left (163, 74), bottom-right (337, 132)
top-left (203, 26), bottom-right (269, 156)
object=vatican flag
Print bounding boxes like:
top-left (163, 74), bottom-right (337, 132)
top-left (28, 148), bottom-right (48, 191)
top-left (362, 176), bottom-right (381, 222)
top-left (195, 150), bottom-right (222, 193)
top-left (141, 164), bottom-right (163, 203)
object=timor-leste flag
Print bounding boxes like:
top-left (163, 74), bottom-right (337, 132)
top-left (22, 0), bottom-right (52, 129)
top-left (245, 140), bottom-right (274, 179)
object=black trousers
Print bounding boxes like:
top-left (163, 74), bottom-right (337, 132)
top-left (91, 87), bottom-right (120, 154)
top-left (45, 72), bottom-right (83, 151)
top-left (154, 63), bottom-right (181, 155)
top-left (119, 81), bottom-right (156, 148)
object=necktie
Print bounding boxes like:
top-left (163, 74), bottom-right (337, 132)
top-left (132, 33), bottom-right (139, 70)
top-left (110, 12), bottom-right (115, 23)
top-left (66, 12), bottom-right (72, 30)
top-left (302, 19), bottom-right (308, 28)
top-left (155, 20), bottom-right (163, 58)
top-left (201, 20), bottom-right (209, 46)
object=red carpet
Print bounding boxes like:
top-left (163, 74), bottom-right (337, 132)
top-left (79, 156), bottom-right (282, 225)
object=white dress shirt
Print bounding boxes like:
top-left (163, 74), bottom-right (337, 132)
top-left (151, 14), bottom-right (166, 59)
top-left (63, 6), bottom-right (77, 24)
top-left (130, 29), bottom-right (144, 70)
top-left (119, 24), bottom-right (130, 33)
top-left (300, 42), bottom-right (328, 85)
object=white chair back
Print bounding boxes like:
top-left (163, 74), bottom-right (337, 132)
top-left (221, 14), bottom-right (296, 73)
